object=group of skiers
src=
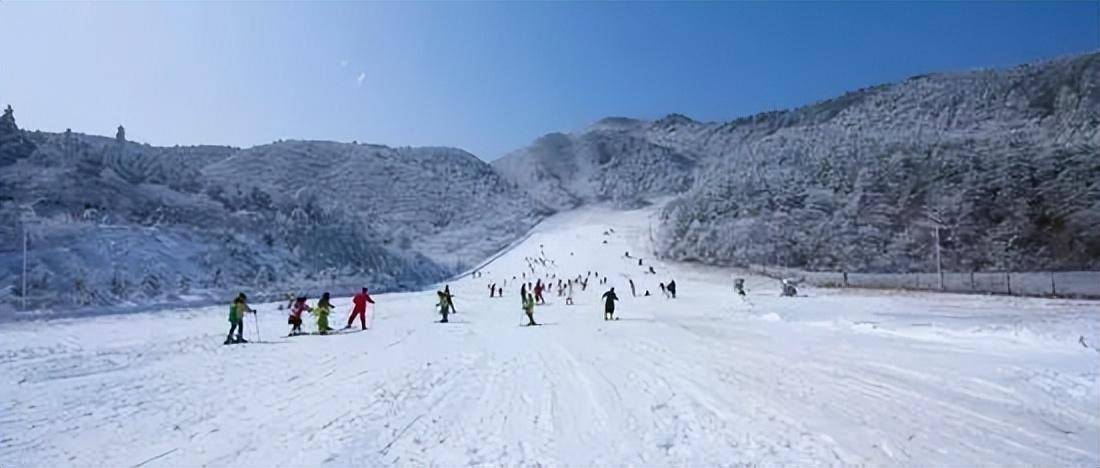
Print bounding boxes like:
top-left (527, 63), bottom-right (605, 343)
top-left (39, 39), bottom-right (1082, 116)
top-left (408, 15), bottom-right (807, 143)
top-left (225, 288), bottom-right (376, 344)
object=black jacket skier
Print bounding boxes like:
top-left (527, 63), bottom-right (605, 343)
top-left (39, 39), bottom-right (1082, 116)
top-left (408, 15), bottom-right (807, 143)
top-left (601, 288), bottom-right (619, 320)
top-left (437, 286), bottom-right (455, 323)
top-left (667, 280), bottom-right (677, 299)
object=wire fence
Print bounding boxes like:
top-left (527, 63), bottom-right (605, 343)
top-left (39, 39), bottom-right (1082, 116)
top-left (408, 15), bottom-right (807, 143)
top-left (748, 265), bottom-right (1100, 299)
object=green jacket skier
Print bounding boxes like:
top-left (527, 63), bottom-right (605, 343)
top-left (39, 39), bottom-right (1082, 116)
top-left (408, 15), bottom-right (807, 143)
top-left (522, 291), bottom-right (538, 326)
top-left (312, 292), bottom-right (334, 334)
top-left (225, 293), bottom-right (254, 344)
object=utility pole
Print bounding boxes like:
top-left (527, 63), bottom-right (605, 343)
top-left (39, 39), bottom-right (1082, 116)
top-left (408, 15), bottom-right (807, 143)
top-left (923, 211), bottom-right (945, 291)
top-left (934, 226), bottom-right (943, 290)
top-left (22, 228), bottom-right (28, 310)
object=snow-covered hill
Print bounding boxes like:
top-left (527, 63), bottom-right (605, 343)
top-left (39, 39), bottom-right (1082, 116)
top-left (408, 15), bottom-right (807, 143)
top-left (496, 52), bottom-right (1100, 272)
top-left (2, 203), bottom-right (1095, 466)
top-left (0, 112), bottom-right (544, 316)
top-left (492, 118), bottom-right (699, 209)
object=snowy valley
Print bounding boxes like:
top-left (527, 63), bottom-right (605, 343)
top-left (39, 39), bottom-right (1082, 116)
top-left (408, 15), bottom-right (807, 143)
top-left (1, 204), bottom-right (1096, 466)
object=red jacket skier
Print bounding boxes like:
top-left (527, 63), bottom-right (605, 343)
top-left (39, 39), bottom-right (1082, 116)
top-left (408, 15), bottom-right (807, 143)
top-left (534, 280), bottom-right (545, 304)
top-left (345, 287), bottom-right (375, 330)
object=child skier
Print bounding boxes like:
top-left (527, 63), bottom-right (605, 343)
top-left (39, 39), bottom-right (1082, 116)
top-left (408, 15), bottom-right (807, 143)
top-left (225, 293), bottom-right (255, 344)
top-left (288, 296), bottom-right (309, 336)
top-left (312, 292), bottom-right (334, 334)
top-left (601, 287), bottom-right (619, 321)
top-left (345, 287), bottom-right (375, 330)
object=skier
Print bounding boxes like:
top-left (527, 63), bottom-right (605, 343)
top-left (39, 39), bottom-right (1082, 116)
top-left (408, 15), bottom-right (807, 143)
top-left (668, 280), bottom-right (677, 299)
top-left (659, 282), bottom-right (666, 297)
top-left (734, 278), bottom-right (746, 297)
top-left (638, 258), bottom-right (643, 266)
top-left (534, 280), bottom-right (546, 305)
top-left (443, 285), bottom-right (457, 315)
top-left (780, 279), bottom-right (798, 297)
top-left (344, 287), bottom-right (375, 330)
top-left (312, 292), bottom-right (334, 335)
top-left (437, 286), bottom-right (455, 323)
top-left (566, 280), bottom-right (575, 305)
top-left (601, 287), bottom-right (619, 321)
top-left (225, 293), bottom-right (255, 344)
top-left (523, 289), bottom-right (538, 326)
top-left (497, 286), bottom-right (503, 297)
top-left (283, 292), bottom-right (296, 310)
top-left (648, 266), bottom-right (656, 274)
top-left (629, 279), bottom-right (636, 297)
top-left (287, 296), bottom-right (309, 336)
top-left (624, 251), bottom-right (630, 258)
top-left (644, 290), bottom-right (651, 297)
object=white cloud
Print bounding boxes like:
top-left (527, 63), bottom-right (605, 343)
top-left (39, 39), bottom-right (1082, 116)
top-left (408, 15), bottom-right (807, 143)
top-left (357, 72), bottom-right (366, 86)
top-left (340, 59), bottom-right (349, 68)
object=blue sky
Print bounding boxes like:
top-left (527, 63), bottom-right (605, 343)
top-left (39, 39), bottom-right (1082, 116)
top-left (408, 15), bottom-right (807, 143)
top-left (1, 2), bottom-right (1097, 160)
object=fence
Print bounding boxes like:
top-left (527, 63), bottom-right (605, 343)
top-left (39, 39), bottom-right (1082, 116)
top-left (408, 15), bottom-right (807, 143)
top-left (748, 265), bottom-right (1100, 299)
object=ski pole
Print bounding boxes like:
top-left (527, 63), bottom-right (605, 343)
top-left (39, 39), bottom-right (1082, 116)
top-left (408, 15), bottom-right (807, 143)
top-left (253, 309), bottom-right (261, 343)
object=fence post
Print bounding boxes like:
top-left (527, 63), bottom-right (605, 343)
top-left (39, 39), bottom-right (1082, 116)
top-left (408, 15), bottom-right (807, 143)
top-left (1051, 271), bottom-right (1056, 297)
top-left (1006, 272), bottom-right (1011, 295)
top-left (970, 271), bottom-right (975, 291)
top-left (843, 271), bottom-right (849, 288)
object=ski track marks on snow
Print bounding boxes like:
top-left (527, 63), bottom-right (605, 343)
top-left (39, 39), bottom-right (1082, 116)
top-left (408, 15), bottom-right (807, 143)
top-left (1, 204), bottom-right (1097, 466)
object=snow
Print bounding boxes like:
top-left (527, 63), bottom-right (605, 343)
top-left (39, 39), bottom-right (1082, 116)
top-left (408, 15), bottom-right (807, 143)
top-left (2, 204), bottom-right (1097, 466)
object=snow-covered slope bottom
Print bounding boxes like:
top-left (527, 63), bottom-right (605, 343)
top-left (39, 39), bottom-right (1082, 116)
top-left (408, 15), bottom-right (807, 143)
top-left (1, 205), bottom-right (1097, 466)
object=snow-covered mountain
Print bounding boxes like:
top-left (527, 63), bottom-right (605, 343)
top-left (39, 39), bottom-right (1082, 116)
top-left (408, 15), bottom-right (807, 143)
top-left (492, 117), bottom-right (699, 209)
top-left (3, 51), bottom-right (1097, 315)
top-left (0, 112), bottom-right (544, 315)
top-left (497, 52), bottom-right (1100, 272)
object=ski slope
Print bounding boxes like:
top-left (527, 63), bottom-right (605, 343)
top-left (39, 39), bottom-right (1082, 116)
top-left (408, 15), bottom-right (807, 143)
top-left (2, 204), bottom-right (1098, 466)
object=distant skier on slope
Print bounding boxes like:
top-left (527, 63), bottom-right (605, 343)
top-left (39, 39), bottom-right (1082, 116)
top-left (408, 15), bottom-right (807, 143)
top-left (344, 287), bottom-right (375, 330)
top-left (602, 287), bottom-right (619, 321)
top-left (566, 280), bottom-right (575, 305)
top-left (667, 280), bottom-right (677, 299)
top-left (780, 279), bottom-right (798, 297)
top-left (629, 279), bottom-right (636, 297)
top-left (225, 293), bottom-right (255, 344)
top-left (734, 278), bottom-right (746, 297)
top-left (288, 296), bottom-right (309, 336)
top-left (312, 292), bottom-right (334, 335)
